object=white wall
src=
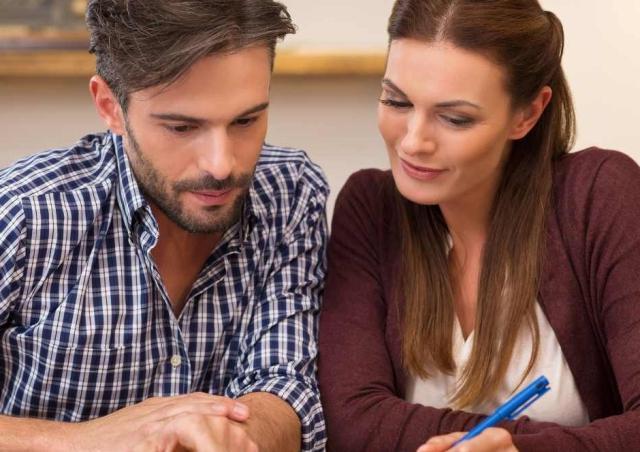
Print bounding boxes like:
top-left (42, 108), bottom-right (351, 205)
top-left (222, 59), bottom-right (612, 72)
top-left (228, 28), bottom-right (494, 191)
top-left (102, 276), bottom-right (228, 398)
top-left (1, 1), bottom-right (638, 217)
top-left (279, 0), bottom-right (394, 51)
top-left (539, 0), bottom-right (640, 154)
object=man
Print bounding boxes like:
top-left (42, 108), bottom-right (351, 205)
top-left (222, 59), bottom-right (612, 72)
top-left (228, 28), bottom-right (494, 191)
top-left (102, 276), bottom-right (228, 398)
top-left (0, 1), bottom-right (327, 450)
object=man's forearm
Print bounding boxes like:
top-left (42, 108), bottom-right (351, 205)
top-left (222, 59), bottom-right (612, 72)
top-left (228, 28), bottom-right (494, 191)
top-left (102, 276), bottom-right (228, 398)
top-left (240, 392), bottom-right (301, 452)
top-left (0, 415), bottom-right (72, 452)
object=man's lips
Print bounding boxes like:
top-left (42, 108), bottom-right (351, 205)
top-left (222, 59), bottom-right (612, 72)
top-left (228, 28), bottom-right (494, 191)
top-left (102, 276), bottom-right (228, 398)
top-left (189, 188), bottom-right (233, 206)
top-left (399, 159), bottom-right (447, 181)
top-left (194, 189), bottom-right (232, 197)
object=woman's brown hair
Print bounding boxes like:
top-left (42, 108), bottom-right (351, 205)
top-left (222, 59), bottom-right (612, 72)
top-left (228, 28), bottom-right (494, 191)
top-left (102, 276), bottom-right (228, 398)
top-left (389, 0), bottom-right (575, 408)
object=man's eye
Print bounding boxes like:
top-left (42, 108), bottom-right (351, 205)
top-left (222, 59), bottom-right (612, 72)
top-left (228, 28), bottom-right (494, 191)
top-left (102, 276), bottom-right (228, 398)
top-left (167, 124), bottom-right (196, 133)
top-left (233, 117), bottom-right (258, 127)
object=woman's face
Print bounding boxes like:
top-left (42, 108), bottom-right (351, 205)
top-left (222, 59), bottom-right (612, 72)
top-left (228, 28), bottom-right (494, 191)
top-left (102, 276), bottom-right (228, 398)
top-left (378, 39), bottom-right (527, 211)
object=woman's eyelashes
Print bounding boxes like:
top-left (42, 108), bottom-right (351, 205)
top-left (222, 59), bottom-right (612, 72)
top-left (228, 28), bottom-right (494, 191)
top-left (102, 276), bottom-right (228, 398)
top-left (380, 97), bottom-right (476, 129)
top-left (379, 98), bottom-right (413, 109)
top-left (440, 114), bottom-right (474, 128)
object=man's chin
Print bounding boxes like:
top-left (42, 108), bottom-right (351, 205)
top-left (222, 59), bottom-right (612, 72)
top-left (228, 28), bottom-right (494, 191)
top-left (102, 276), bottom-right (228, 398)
top-left (176, 196), bottom-right (244, 234)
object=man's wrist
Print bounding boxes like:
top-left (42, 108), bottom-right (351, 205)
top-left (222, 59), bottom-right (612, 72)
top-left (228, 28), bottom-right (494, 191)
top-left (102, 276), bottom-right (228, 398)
top-left (239, 392), bottom-right (301, 452)
top-left (51, 420), bottom-right (81, 452)
top-left (0, 415), bottom-right (79, 452)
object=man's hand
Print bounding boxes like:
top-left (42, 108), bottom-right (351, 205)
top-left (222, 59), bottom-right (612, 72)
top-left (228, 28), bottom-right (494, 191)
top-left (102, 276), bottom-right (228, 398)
top-left (417, 428), bottom-right (518, 452)
top-left (66, 393), bottom-right (258, 452)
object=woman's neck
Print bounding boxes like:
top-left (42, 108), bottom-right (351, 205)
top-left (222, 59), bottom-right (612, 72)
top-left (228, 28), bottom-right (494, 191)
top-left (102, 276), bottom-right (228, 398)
top-left (440, 190), bottom-right (492, 263)
top-left (440, 187), bottom-right (495, 338)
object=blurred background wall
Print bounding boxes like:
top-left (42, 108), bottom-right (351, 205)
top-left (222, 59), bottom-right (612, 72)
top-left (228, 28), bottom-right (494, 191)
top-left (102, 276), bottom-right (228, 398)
top-left (1, 0), bottom-right (639, 218)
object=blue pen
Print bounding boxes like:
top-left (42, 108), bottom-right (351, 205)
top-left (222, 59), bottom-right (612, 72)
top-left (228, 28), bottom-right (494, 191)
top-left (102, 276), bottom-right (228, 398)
top-left (451, 375), bottom-right (550, 447)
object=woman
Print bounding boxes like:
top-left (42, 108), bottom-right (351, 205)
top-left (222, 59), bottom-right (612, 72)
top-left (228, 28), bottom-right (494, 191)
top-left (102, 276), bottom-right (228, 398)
top-left (318, 1), bottom-right (640, 451)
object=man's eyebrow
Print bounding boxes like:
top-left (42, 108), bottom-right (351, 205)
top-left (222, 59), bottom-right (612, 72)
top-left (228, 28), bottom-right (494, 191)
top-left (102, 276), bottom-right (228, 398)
top-left (237, 102), bottom-right (269, 118)
top-left (149, 102), bottom-right (270, 123)
top-left (381, 78), bottom-right (408, 98)
top-left (150, 113), bottom-right (205, 124)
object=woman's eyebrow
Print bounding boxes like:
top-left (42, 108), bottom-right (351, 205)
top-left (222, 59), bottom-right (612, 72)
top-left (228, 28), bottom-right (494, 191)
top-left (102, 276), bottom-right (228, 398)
top-left (381, 78), bottom-right (409, 98)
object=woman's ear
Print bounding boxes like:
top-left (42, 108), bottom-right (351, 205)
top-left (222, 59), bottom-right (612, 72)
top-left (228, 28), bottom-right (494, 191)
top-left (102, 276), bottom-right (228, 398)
top-left (89, 75), bottom-right (126, 135)
top-left (509, 86), bottom-right (552, 140)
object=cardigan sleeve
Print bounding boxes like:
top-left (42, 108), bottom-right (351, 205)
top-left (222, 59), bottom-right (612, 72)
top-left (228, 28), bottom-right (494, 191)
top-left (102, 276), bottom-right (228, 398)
top-left (509, 150), bottom-right (640, 450)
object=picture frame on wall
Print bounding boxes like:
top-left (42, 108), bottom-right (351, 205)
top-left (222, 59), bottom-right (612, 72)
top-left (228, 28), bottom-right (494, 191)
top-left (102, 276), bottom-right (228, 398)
top-left (0, 0), bottom-right (88, 50)
top-left (0, 0), bottom-right (385, 77)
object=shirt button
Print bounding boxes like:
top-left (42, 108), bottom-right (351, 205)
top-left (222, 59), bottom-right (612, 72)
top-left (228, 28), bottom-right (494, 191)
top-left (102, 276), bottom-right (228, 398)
top-left (170, 354), bottom-right (182, 368)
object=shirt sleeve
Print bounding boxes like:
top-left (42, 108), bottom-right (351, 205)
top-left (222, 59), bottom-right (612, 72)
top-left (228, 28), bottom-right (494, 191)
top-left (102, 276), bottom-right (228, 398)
top-left (0, 192), bottom-right (25, 326)
top-left (224, 169), bottom-right (329, 451)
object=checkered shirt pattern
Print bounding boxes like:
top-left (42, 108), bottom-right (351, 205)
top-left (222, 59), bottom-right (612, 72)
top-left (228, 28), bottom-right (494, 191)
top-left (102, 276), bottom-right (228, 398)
top-left (0, 132), bottom-right (328, 450)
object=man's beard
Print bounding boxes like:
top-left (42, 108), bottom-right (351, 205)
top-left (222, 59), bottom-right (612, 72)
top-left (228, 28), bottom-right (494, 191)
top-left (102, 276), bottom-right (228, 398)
top-left (124, 121), bottom-right (254, 234)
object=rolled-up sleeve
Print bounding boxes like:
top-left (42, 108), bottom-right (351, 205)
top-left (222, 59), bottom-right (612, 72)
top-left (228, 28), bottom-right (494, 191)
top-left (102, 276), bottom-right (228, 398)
top-left (0, 193), bottom-right (25, 325)
top-left (225, 171), bottom-right (328, 451)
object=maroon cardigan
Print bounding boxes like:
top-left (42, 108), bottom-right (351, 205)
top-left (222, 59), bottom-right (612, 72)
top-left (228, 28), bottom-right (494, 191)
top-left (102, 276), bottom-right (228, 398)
top-left (318, 148), bottom-right (640, 451)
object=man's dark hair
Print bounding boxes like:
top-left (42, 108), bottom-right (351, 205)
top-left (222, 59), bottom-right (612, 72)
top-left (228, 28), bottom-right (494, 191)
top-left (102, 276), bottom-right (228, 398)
top-left (86, 0), bottom-right (295, 110)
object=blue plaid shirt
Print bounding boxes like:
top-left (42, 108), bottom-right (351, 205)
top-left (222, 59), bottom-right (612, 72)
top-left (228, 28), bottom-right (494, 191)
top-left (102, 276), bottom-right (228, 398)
top-left (0, 132), bottom-right (328, 450)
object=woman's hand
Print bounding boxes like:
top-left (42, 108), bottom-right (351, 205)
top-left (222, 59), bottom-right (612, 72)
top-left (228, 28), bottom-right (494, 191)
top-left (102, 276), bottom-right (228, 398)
top-left (417, 428), bottom-right (518, 452)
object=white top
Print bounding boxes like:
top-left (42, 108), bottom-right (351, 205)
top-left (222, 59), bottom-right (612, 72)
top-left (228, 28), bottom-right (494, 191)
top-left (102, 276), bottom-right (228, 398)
top-left (405, 303), bottom-right (590, 427)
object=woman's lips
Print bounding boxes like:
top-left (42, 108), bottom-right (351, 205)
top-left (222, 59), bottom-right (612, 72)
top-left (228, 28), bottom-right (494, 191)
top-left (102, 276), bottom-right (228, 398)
top-left (189, 189), bottom-right (233, 206)
top-left (399, 159), bottom-right (447, 181)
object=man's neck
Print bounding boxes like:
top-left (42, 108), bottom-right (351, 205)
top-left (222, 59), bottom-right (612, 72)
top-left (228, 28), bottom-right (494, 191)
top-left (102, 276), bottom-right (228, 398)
top-left (149, 204), bottom-right (223, 316)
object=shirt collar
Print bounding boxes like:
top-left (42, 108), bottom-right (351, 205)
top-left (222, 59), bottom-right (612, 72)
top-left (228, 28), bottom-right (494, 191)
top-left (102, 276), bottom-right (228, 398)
top-left (112, 132), bottom-right (151, 234)
top-left (240, 185), bottom-right (265, 242)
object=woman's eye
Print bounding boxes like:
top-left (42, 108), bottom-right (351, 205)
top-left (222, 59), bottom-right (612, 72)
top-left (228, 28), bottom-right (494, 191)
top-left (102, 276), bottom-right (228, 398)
top-left (233, 117), bottom-right (258, 127)
top-left (379, 98), bottom-right (413, 109)
top-left (442, 115), bottom-right (474, 127)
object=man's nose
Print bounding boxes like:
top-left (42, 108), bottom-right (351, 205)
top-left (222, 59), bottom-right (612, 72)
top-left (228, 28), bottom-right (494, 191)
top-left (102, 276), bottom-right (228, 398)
top-left (199, 130), bottom-right (235, 181)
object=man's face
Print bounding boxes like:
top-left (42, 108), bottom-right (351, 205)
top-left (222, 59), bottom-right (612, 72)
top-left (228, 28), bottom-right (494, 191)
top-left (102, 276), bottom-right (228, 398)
top-left (121, 46), bottom-right (271, 234)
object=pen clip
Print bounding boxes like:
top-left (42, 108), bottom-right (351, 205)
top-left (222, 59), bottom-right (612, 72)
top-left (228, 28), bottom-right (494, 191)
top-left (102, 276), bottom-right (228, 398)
top-left (508, 385), bottom-right (550, 420)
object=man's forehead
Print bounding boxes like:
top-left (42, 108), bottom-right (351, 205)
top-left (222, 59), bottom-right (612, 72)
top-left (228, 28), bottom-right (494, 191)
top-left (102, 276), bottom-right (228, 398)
top-left (129, 46), bottom-right (272, 120)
